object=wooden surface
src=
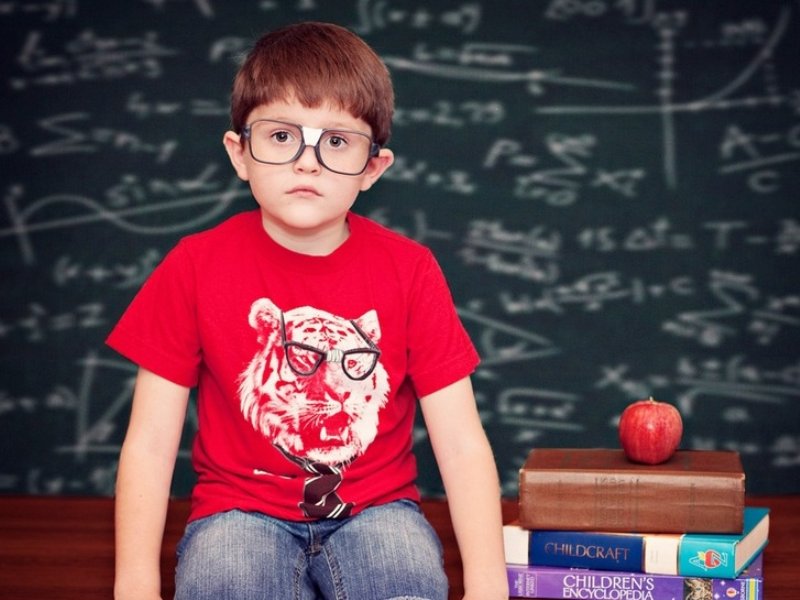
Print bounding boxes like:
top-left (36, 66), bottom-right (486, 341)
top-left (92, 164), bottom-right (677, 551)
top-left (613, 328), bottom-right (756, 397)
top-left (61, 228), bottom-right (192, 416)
top-left (0, 495), bottom-right (796, 599)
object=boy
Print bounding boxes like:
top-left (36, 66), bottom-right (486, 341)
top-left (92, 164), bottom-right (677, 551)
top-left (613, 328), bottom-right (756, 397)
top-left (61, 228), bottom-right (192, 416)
top-left (108, 21), bottom-right (507, 600)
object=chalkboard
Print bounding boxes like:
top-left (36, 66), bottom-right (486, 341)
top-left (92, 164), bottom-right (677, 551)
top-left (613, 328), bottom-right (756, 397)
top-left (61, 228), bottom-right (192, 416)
top-left (1, 0), bottom-right (798, 498)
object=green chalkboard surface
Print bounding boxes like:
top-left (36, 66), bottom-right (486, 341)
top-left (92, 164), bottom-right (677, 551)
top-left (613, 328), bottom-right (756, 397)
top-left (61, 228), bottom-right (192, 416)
top-left (1, 1), bottom-right (798, 497)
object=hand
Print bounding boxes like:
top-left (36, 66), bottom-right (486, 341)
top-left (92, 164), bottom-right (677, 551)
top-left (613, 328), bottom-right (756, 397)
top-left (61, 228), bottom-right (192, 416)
top-left (462, 591), bottom-right (509, 600)
top-left (114, 579), bottom-right (163, 600)
top-left (461, 580), bottom-right (509, 600)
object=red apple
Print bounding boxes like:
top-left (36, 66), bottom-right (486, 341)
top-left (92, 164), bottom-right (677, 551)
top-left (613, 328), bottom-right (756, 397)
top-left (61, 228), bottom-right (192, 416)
top-left (618, 397), bottom-right (683, 464)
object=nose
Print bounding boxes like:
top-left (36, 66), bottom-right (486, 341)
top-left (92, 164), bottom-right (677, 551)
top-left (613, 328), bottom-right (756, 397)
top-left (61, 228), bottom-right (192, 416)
top-left (292, 144), bottom-right (322, 173)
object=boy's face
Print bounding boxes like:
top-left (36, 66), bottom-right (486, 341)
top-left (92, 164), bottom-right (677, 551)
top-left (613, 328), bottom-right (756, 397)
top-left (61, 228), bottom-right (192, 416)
top-left (223, 98), bottom-right (394, 253)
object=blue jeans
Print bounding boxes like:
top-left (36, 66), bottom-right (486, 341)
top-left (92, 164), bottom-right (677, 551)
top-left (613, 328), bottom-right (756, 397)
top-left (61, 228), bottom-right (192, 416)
top-left (174, 499), bottom-right (448, 600)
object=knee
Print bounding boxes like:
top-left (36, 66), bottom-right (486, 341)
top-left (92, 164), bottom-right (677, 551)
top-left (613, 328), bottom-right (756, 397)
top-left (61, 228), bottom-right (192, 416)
top-left (323, 502), bottom-right (448, 599)
top-left (175, 511), bottom-right (301, 599)
top-left (175, 517), bottom-right (257, 598)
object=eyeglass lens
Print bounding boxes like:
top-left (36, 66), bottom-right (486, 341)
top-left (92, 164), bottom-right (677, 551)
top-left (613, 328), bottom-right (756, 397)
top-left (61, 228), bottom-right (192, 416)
top-left (247, 120), bottom-right (375, 175)
top-left (281, 313), bottom-right (380, 381)
top-left (285, 344), bottom-right (378, 380)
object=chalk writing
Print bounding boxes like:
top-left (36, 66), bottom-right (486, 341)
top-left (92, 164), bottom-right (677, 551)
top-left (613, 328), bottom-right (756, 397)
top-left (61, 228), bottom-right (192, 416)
top-left (0, 301), bottom-right (106, 342)
top-left (499, 272), bottom-right (695, 314)
top-left (104, 164), bottom-right (225, 207)
top-left (52, 249), bottom-right (161, 289)
top-left (10, 352), bottom-right (198, 488)
top-left (380, 155), bottom-right (476, 194)
top-left (366, 207), bottom-right (453, 245)
top-left (0, 173), bottom-right (250, 265)
top-left (31, 112), bottom-right (178, 162)
top-left (460, 219), bottom-right (560, 283)
top-left (0, 0), bottom-right (797, 498)
top-left (10, 29), bottom-right (176, 89)
top-left (26, 462), bottom-right (118, 494)
top-left (535, 6), bottom-right (793, 191)
top-left (141, 0), bottom-right (215, 19)
top-left (771, 436), bottom-right (800, 467)
top-left (663, 270), bottom-right (797, 347)
top-left (544, 0), bottom-right (657, 23)
top-left (0, 124), bottom-right (20, 155)
top-left (0, 0), bottom-right (77, 22)
top-left (718, 122), bottom-right (800, 193)
top-left (457, 308), bottom-right (560, 367)
top-left (495, 388), bottom-right (583, 431)
top-left (383, 42), bottom-right (635, 96)
top-left (353, 0), bottom-right (482, 35)
top-left (484, 133), bottom-right (645, 205)
top-left (577, 218), bottom-right (694, 252)
top-left (393, 99), bottom-right (505, 128)
top-left (0, 385), bottom-right (77, 417)
top-left (125, 92), bottom-right (230, 119)
top-left (595, 354), bottom-right (800, 417)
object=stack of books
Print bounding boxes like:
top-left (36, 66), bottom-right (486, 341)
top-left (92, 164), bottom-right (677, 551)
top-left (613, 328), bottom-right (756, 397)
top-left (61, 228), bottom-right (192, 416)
top-left (505, 448), bottom-right (769, 600)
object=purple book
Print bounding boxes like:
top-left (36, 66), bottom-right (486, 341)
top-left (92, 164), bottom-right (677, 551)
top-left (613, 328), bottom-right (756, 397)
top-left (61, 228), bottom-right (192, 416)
top-left (508, 551), bottom-right (764, 600)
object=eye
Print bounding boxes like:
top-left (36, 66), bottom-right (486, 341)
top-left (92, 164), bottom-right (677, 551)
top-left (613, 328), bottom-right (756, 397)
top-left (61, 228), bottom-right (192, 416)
top-left (285, 343), bottom-right (324, 375)
top-left (271, 129), bottom-right (295, 144)
top-left (343, 351), bottom-right (378, 380)
top-left (326, 134), bottom-right (348, 149)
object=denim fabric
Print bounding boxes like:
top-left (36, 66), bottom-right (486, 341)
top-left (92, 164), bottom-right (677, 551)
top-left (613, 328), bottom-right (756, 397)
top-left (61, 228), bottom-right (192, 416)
top-left (174, 499), bottom-right (448, 600)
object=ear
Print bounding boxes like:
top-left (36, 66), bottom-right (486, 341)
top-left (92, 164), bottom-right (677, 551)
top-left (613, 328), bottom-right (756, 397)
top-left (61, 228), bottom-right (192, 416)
top-left (359, 148), bottom-right (394, 192)
top-left (248, 297), bottom-right (282, 337)
top-left (223, 130), bottom-right (250, 181)
top-left (354, 309), bottom-right (381, 344)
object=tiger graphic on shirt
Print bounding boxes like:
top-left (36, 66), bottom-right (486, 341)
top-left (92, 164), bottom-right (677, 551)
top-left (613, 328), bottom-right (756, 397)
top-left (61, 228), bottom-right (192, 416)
top-left (237, 298), bottom-right (390, 516)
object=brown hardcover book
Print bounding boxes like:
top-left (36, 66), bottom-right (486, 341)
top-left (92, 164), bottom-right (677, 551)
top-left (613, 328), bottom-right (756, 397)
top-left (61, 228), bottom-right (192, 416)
top-left (518, 448), bottom-right (745, 534)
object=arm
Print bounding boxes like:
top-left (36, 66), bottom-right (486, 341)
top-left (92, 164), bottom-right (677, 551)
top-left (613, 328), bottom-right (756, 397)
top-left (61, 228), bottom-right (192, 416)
top-left (419, 376), bottom-right (508, 600)
top-left (114, 368), bottom-right (190, 600)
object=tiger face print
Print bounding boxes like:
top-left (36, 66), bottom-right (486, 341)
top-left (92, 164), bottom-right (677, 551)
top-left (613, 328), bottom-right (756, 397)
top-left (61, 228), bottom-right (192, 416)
top-left (238, 298), bottom-right (390, 466)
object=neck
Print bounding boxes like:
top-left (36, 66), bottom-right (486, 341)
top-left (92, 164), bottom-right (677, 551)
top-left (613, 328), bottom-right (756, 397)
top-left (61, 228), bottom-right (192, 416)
top-left (261, 216), bottom-right (350, 256)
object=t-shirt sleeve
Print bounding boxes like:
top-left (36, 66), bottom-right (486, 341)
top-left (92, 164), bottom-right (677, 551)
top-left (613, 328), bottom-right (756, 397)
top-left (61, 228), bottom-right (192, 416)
top-left (405, 249), bottom-right (480, 398)
top-left (105, 241), bottom-right (201, 387)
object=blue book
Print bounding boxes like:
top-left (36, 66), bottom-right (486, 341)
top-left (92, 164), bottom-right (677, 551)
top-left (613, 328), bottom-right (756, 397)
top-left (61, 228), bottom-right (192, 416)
top-left (503, 506), bottom-right (769, 578)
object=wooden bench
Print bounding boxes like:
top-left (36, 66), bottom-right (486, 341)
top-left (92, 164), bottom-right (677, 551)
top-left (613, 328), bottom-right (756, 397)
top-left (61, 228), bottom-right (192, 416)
top-left (0, 496), bottom-right (513, 599)
top-left (1, 495), bottom-right (797, 599)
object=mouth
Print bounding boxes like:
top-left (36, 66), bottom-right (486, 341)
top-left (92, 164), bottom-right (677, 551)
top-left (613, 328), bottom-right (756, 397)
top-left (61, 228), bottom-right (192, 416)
top-left (287, 185), bottom-right (322, 197)
top-left (319, 425), bottom-right (350, 444)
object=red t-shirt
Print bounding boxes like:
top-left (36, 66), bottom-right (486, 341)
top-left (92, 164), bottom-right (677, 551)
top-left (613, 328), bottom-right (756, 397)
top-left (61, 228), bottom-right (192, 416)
top-left (106, 210), bottom-right (479, 522)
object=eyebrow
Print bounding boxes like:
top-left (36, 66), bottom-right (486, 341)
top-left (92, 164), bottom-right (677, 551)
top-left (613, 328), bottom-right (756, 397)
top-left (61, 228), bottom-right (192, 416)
top-left (259, 116), bottom-right (366, 131)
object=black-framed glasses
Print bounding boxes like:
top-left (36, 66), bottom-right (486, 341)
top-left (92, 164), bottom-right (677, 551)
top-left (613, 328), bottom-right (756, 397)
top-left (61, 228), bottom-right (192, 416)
top-left (280, 313), bottom-right (381, 381)
top-left (242, 119), bottom-right (380, 176)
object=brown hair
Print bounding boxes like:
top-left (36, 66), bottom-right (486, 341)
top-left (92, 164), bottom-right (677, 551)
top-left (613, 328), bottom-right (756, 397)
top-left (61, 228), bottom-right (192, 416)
top-left (230, 21), bottom-right (394, 146)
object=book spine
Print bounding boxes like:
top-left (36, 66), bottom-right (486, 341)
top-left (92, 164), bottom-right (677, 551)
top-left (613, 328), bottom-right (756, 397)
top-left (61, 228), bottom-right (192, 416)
top-left (506, 561), bottom-right (763, 600)
top-left (528, 530), bottom-right (645, 572)
top-left (504, 525), bottom-right (680, 574)
top-left (676, 507), bottom-right (769, 578)
top-left (678, 537), bottom-right (737, 578)
top-left (518, 469), bottom-right (744, 533)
